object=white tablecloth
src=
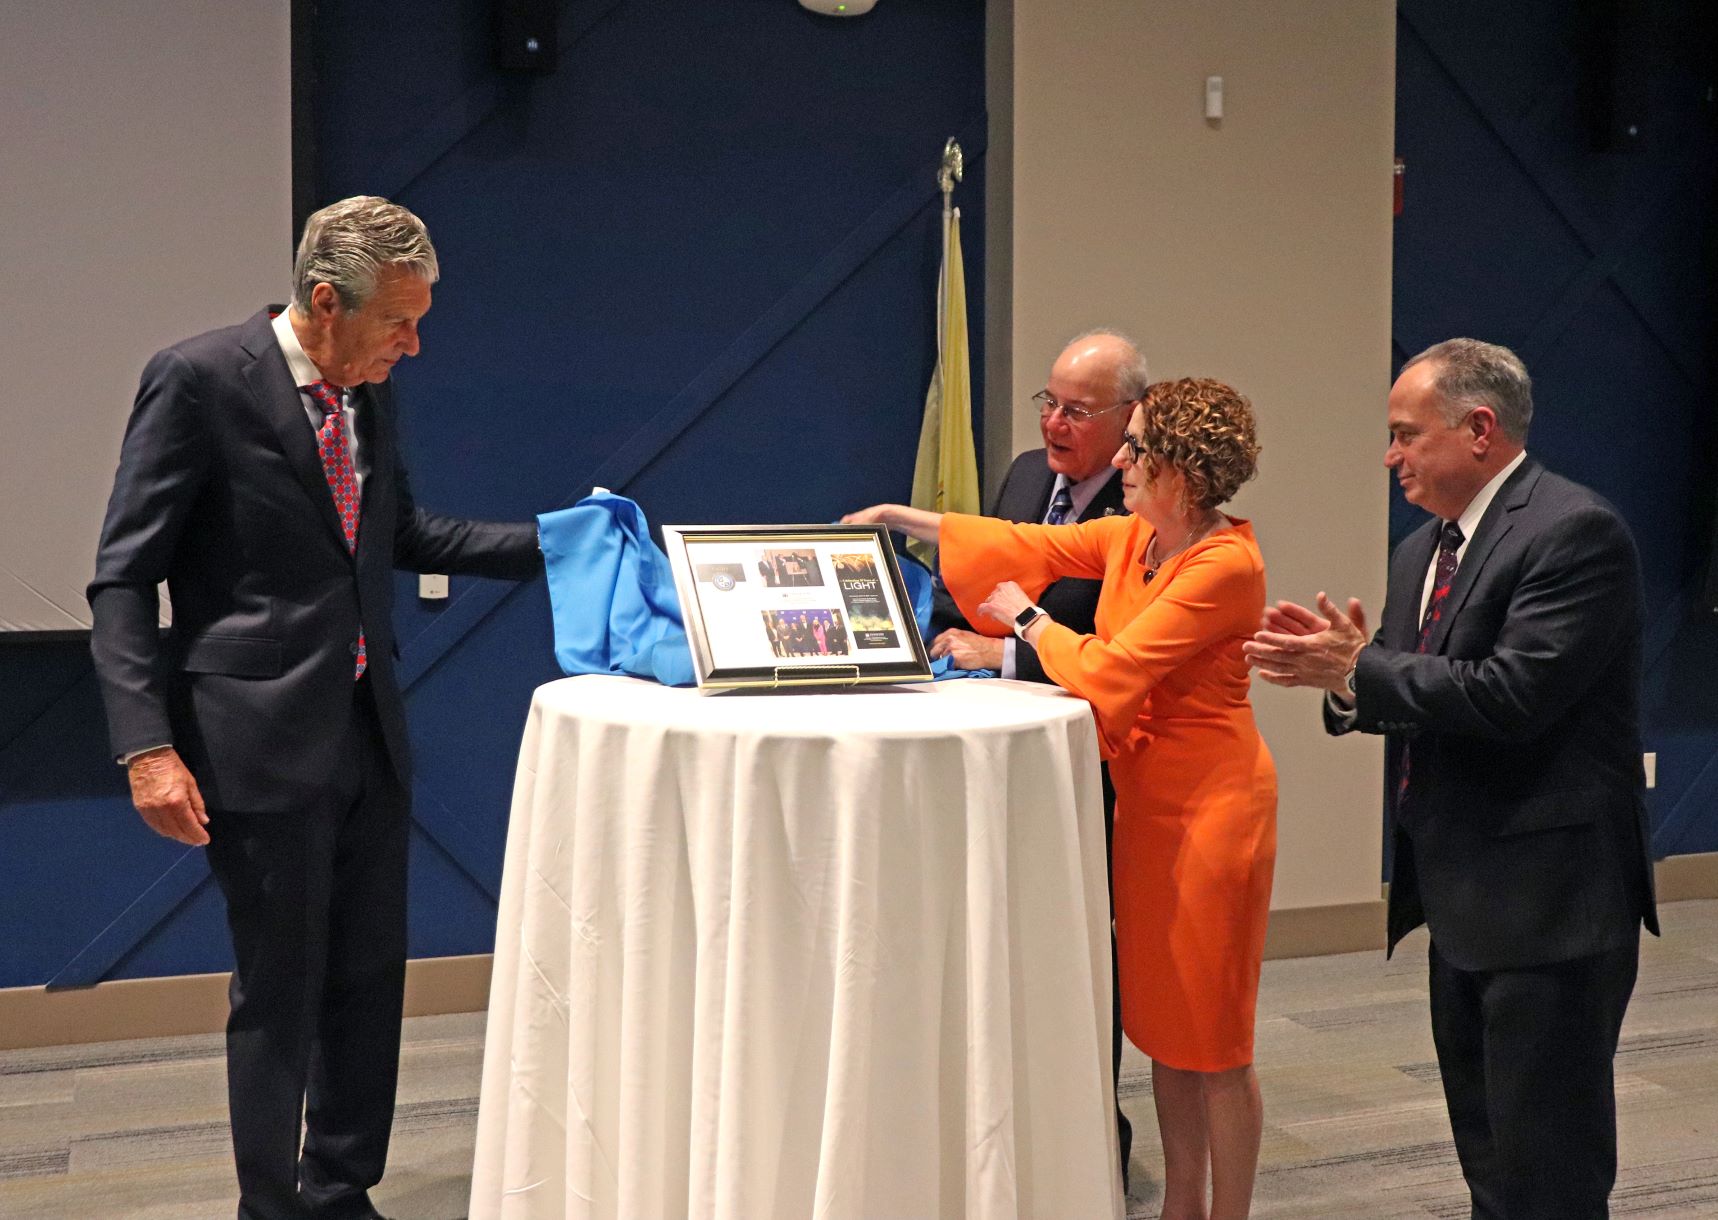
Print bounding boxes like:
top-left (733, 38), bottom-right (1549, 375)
top-left (470, 675), bottom-right (1121, 1220)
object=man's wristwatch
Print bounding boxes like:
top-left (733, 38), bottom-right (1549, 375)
top-left (1343, 647), bottom-right (1363, 697)
top-left (1013, 604), bottom-right (1047, 640)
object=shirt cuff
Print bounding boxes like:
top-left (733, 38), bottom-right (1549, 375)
top-left (1000, 637), bottom-right (1018, 679)
top-left (120, 744), bottom-right (173, 767)
top-left (1324, 691), bottom-right (1358, 727)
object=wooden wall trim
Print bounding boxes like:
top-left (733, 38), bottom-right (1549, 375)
top-left (0, 954), bottom-right (492, 1052)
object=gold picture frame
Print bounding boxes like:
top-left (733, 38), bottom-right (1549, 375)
top-left (662, 523), bottom-right (933, 690)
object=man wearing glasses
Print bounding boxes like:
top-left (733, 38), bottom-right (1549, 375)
top-left (927, 327), bottom-right (1147, 1184)
top-left (928, 329), bottom-right (1144, 680)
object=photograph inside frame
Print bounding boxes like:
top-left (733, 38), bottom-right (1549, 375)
top-left (667, 526), bottom-right (931, 687)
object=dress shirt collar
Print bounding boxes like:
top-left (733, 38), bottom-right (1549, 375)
top-left (271, 307), bottom-right (328, 391)
top-left (1051, 465), bottom-right (1120, 524)
top-left (1449, 449), bottom-right (1527, 550)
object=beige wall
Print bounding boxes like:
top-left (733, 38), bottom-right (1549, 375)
top-left (993, 0), bottom-right (1396, 910)
top-left (0, 0), bottom-right (291, 631)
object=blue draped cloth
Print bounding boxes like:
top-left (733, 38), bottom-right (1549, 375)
top-left (538, 492), bottom-right (695, 687)
top-left (537, 494), bottom-right (990, 686)
top-left (894, 548), bottom-right (995, 681)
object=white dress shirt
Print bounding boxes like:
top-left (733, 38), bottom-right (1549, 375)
top-left (1414, 449), bottom-right (1525, 624)
top-left (272, 308), bottom-right (366, 490)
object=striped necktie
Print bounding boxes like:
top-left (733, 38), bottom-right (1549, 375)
top-left (1046, 483), bottom-right (1075, 525)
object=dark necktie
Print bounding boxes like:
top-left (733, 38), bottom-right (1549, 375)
top-left (306, 380), bottom-right (366, 679)
top-left (1400, 520), bottom-right (1464, 802)
top-left (1046, 483), bottom-right (1074, 525)
top-left (1416, 521), bottom-right (1465, 650)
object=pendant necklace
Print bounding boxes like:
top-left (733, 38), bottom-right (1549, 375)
top-left (1143, 512), bottom-right (1223, 583)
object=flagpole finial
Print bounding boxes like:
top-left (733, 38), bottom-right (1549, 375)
top-left (938, 138), bottom-right (964, 198)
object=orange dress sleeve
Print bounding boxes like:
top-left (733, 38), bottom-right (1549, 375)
top-left (1035, 538), bottom-right (1262, 758)
top-left (937, 511), bottom-right (1127, 637)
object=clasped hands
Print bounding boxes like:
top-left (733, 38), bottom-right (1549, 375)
top-left (1242, 592), bottom-right (1370, 697)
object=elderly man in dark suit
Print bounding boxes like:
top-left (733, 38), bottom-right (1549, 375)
top-left (928, 328), bottom-right (1141, 1181)
top-left (1245, 338), bottom-right (1658, 1220)
top-left (89, 196), bottom-right (543, 1220)
top-left (928, 329), bottom-right (1138, 676)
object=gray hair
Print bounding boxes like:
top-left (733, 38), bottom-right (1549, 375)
top-left (291, 195), bottom-right (440, 313)
top-left (1401, 338), bottom-right (1533, 442)
top-left (1065, 328), bottom-right (1151, 401)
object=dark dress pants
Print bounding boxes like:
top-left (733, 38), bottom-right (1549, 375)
top-left (1428, 937), bottom-right (1639, 1220)
top-left (205, 675), bottom-right (410, 1220)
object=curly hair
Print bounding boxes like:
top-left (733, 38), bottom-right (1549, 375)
top-left (1134, 378), bottom-right (1261, 510)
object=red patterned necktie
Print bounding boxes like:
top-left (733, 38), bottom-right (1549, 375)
top-left (1399, 521), bottom-right (1464, 802)
top-left (306, 380), bottom-right (366, 679)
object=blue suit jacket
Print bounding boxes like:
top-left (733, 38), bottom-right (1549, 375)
top-left (89, 308), bottom-right (541, 812)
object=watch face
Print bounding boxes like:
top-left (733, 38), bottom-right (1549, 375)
top-left (1015, 605), bottom-right (1038, 627)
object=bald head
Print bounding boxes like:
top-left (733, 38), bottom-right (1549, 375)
top-left (1039, 330), bottom-right (1148, 480)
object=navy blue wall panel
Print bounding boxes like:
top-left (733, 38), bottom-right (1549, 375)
top-left (1393, 0), bottom-right (1718, 857)
top-left (0, 0), bottom-right (986, 986)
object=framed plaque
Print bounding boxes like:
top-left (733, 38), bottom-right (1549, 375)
top-left (662, 523), bottom-right (933, 690)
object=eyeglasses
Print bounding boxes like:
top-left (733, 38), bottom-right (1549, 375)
top-left (1033, 390), bottom-right (1136, 424)
top-left (1119, 430), bottom-right (1154, 466)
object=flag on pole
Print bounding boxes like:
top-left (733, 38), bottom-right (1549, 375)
top-left (907, 204), bottom-right (979, 566)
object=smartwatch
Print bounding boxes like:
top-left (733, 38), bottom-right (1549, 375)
top-left (1014, 604), bottom-right (1047, 639)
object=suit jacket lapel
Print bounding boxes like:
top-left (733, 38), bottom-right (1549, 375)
top-left (353, 382), bottom-right (389, 556)
top-left (238, 310), bottom-right (351, 555)
top-left (1387, 520), bottom-right (1439, 650)
top-left (1079, 468), bottom-right (1127, 521)
top-left (1424, 459), bottom-right (1540, 655)
top-left (1023, 460), bottom-right (1057, 522)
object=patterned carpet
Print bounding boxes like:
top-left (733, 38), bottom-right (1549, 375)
top-left (3, 901), bottom-right (1714, 1219)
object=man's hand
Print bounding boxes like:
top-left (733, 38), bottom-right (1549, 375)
top-left (127, 747), bottom-right (210, 845)
top-left (976, 580), bottom-right (1033, 630)
top-left (930, 628), bottom-right (1005, 671)
top-left (840, 504), bottom-right (895, 527)
top-left (1242, 592), bottom-right (1369, 695)
top-left (839, 504), bottom-right (942, 543)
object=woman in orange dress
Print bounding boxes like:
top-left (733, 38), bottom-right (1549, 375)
top-left (848, 378), bottom-right (1275, 1220)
